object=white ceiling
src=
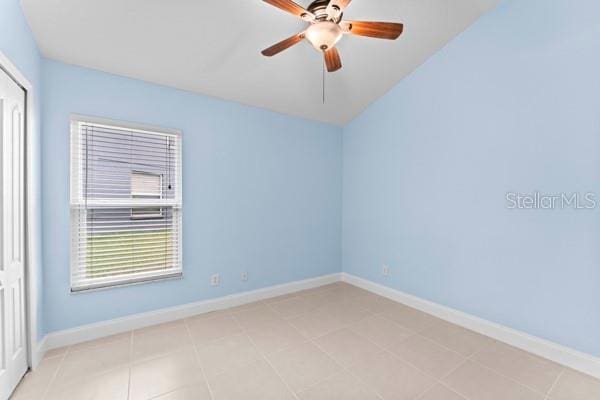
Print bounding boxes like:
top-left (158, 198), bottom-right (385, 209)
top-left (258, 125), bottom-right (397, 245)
top-left (21, 0), bottom-right (500, 126)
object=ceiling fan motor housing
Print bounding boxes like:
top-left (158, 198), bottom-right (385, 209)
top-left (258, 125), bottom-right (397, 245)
top-left (304, 0), bottom-right (344, 51)
top-left (307, 0), bottom-right (342, 22)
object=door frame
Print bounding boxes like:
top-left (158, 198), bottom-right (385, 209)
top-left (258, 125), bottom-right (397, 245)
top-left (0, 49), bottom-right (41, 370)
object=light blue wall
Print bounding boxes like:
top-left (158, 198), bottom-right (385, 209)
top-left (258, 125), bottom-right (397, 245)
top-left (0, 0), bottom-right (44, 338)
top-left (343, 0), bottom-right (600, 356)
top-left (41, 60), bottom-right (342, 333)
top-left (0, 0), bottom-right (39, 79)
top-left (18, 0), bottom-right (600, 358)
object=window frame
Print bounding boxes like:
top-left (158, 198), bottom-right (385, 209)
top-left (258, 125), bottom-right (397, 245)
top-left (69, 114), bottom-right (183, 292)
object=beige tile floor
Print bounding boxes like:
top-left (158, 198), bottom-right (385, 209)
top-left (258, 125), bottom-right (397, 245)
top-left (12, 282), bottom-right (600, 400)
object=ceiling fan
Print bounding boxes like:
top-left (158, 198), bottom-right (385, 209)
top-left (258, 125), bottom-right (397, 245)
top-left (261, 0), bottom-right (404, 72)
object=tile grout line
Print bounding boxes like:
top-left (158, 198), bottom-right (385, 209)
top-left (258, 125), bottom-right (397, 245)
top-left (127, 330), bottom-right (133, 400)
top-left (544, 368), bottom-right (565, 400)
top-left (197, 307), bottom-right (302, 399)
top-left (303, 331), bottom-right (368, 395)
top-left (433, 383), bottom-right (470, 400)
top-left (141, 321), bottom-right (215, 400)
top-left (370, 305), bottom-right (556, 399)
top-left (38, 333), bottom-right (135, 399)
top-left (413, 332), bottom-right (472, 360)
top-left (411, 350), bottom-right (481, 400)
top-left (245, 285), bottom-right (381, 398)
top-left (278, 290), bottom-right (490, 400)
top-left (184, 317), bottom-right (216, 400)
top-left (290, 317), bottom-right (383, 396)
top-left (342, 361), bottom-right (387, 400)
top-left (439, 355), bottom-right (474, 381)
top-left (39, 349), bottom-right (68, 400)
top-left (346, 327), bottom-right (440, 399)
top-left (260, 350), bottom-right (302, 400)
top-left (430, 356), bottom-right (477, 400)
top-left (130, 320), bottom-right (219, 399)
top-left (468, 357), bottom-right (555, 398)
top-left (266, 290), bottom-right (397, 399)
top-left (266, 285), bottom-right (442, 399)
top-left (232, 313), bottom-right (301, 400)
top-left (460, 335), bottom-right (565, 398)
top-left (345, 282), bottom-right (595, 392)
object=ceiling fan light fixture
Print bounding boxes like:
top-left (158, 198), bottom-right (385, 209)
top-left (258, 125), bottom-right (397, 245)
top-left (305, 21), bottom-right (342, 51)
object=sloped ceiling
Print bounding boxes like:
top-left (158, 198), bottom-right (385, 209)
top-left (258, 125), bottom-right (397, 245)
top-left (21, 0), bottom-right (500, 125)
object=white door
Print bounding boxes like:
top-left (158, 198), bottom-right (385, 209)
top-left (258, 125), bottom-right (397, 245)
top-left (0, 69), bottom-right (28, 400)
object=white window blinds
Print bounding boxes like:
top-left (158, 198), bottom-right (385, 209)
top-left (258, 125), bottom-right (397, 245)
top-left (70, 117), bottom-right (182, 291)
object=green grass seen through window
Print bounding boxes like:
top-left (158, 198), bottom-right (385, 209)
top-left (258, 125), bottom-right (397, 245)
top-left (86, 230), bottom-right (174, 278)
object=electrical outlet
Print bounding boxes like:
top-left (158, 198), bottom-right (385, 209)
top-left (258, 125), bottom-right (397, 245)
top-left (382, 265), bottom-right (390, 276)
top-left (241, 271), bottom-right (248, 282)
top-left (210, 273), bottom-right (220, 287)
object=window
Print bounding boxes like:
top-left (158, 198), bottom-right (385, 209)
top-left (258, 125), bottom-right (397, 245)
top-left (131, 171), bottom-right (162, 198)
top-left (130, 172), bottom-right (163, 219)
top-left (70, 116), bottom-right (182, 291)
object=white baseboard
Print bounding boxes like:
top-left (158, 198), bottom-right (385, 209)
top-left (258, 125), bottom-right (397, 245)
top-left (37, 271), bottom-right (600, 380)
top-left (341, 272), bottom-right (600, 379)
top-left (30, 336), bottom-right (47, 370)
top-left (40, 273), bottom-right (341, 354)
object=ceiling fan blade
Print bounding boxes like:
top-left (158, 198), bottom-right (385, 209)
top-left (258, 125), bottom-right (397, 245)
top-left (341, 21), bottom-right (404, 40)
top-left (263, 0), bottom-right (315, 21)
top-left (324, 47), bottom-right (342, 72)
top-left (261, 32), bottom-right (305, 57)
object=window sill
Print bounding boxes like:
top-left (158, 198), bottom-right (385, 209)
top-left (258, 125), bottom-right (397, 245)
top-left (70, 271), bottom-right (183, 294)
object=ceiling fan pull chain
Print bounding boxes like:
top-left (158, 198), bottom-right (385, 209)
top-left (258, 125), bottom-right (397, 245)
top-left (322, 56), bottom-right (326, 104)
